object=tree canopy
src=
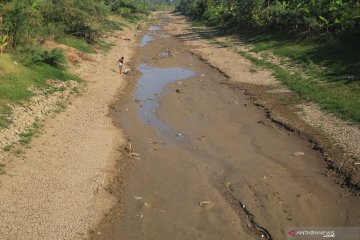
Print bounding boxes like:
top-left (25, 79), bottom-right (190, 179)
top-left (0, 0), bottom-right (151, 50)
top-left (177, 0), bottom-right (360, 40)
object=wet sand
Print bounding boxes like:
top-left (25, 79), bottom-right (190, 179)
top-left (92, 13), bottom-right (360, 240)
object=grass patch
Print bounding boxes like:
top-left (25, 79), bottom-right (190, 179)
top-left (234, 31), bottom-right (360, 84)
top-left (32, 119), bottom-right (43, 129)
top-left (96, 39), bottom-right (115, 53)
top-left (17, 119), bottom-right (43, 145)
top-left (102, 18), bottom-right (125, 32)
top-left (3, 144), bottom-right (13, 152)
top-left (237, 50), bottom-right (360, 123)
top-left (0, 54), bottom-right (79, 129)
top-left (0, 55), bottom-right (79, 101)
top-left (203, 26), bottom-right (360, 123)
top-left (0, 104), bottom-right (11, 128)
top-left (18, 130), bottom-right (34, 145)
top-left (56, 36), bottom-right (95, 54)
top-left (123, 13), bottom-right (148, 23)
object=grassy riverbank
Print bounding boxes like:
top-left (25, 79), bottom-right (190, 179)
top-left (196, 24), bottom-right (360, 123)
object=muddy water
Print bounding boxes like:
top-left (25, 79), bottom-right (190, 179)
top-left (98, 21), bottom-right (360, 240)
top-left (135, 63), bottom-right (194, 132)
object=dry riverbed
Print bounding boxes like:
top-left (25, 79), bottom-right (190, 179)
top-left (91, 12), bottom-right (360, 240)
top-left (0, 11), bottom-right (359, 240)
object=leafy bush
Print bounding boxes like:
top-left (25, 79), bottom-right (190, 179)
top-left (41, 0), bottom-right (102, 43)
top-left (42, 49), bottom-right (66, 68)
top-left (20, 46), bottom-right (66, 69)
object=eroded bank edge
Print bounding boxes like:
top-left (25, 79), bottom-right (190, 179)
top-left (170, 23), bottom-right (360, 190)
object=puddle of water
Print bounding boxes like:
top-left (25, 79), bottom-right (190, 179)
top-left (135, 64), bottom-right (195, 131)
top-left (140, 34), bottom-right (154, 47)
top-left (149, 25), bottom-right (161, 31)
top-left (141, 26), bottom-right (170, 47)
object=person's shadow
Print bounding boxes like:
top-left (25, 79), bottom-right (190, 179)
top-left (106, 66), bottom-right (118, 73)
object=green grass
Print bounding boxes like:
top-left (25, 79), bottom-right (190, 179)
top-left (0, 105), bottom-right (11, 128)
top-left (0, 55), bottom-right (79, 102)
top-left (18, 130), bottom-right (34, 145)
top-left (56, 36), bottom-right (95, 54)
top-left (96, 39), bottom-right (115, 53)
top-left (0, 54), bottom-right (79, 129)
top-left (201, 25), bottom-right (360, 123)
top-left (123, 13), bottom-right (148, 23)
top-left (237, 50), bottom-right (360, 123)
top-left (17, 120), bottom-right (43, 145)
top-left (102, 18), bottom-right (125, 32)
top-left (234, 31), bottom-right (360, 84)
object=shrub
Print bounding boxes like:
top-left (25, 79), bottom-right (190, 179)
top-left (20, 46), bottom-right (66, 69)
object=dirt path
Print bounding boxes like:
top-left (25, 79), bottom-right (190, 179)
top-left (92, 12), bottom-right (360, 240)
top-left (0, 27), bottom-right (137, 239)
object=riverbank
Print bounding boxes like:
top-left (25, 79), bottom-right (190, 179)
top-left (0, 22), bottom-right (140, 239)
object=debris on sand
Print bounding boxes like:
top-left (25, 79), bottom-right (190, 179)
top-left (136, 212), bottom-right (143, 218)
top-left (125, 142), bottom-right (133, 153)
top-left (123, 68), bottom-right (131, 74)
top-left (176, 88), bottom-right (183, 93)
top-left (229, 100), bottom-right (239, 104)
top-left (134, 196), bottom-right (143, 200)
top-left (125, 142), bottom-right (141, 159)
top-left (129, 153), bottom-right (140, 157)
top-left (197, 135), bottom-right (207, 141)
top-left (120, 36), bottom-right (131, 41)
top-left (175, 133), bottom-right (186, 141)
top-left (199, 201), bottom-right (215, 208)
top-left (293, 152), bottom-right (304, 156)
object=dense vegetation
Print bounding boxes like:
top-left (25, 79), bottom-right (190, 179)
top-left (177, 0), bottom-right (360, 40)
top-left (0, 0), bottom-right (152, 128)
top-left (0, 0), bottom-right (150, 51)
